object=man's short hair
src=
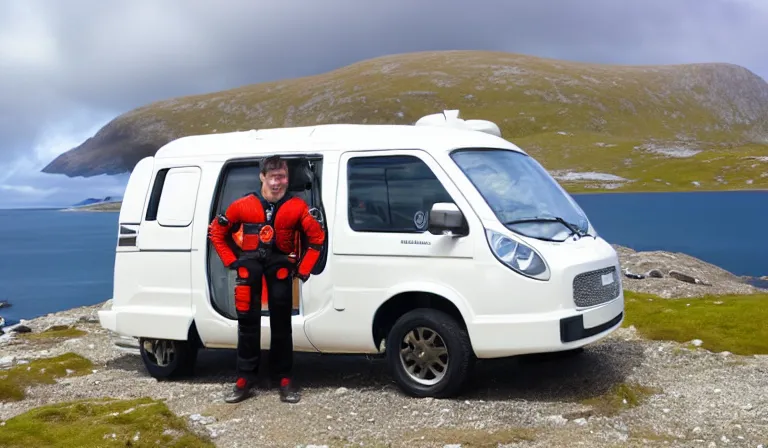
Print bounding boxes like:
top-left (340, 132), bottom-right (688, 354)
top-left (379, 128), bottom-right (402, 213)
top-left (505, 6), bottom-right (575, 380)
top-left (260, 155), bottom-right (288, 175)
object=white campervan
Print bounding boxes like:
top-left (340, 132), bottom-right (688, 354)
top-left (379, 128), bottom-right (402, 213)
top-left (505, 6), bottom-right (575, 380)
top-left (98, 110), bottom-right (624, 398)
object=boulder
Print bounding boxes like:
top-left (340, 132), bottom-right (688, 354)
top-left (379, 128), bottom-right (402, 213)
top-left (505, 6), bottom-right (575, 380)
top-left (614, 245), bottom-right (766, 299)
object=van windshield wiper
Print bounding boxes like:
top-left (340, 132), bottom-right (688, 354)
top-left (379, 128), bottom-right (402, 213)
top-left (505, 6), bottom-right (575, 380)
top-left (504, 216), bottom-right (583, 237)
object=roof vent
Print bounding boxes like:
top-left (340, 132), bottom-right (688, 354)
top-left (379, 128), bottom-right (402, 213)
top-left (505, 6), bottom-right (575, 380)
top-left (414, 110), bottom-right (502, 137)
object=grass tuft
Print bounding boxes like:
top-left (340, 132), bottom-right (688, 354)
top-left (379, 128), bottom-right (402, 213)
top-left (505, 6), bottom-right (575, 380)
top-left (0, 353), bottom-right (93, 401)
top-left (623, 291), bottom-right (768, 355)
top-left (581, 382), bottom-right (661, 417)
top-left (21, 325), bottom-right (88, 340)
top-left (0, 397), bottom-right (214, 448)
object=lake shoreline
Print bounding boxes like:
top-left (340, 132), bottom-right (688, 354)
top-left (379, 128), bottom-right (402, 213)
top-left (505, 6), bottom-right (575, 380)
top-left (60, 208), bottom-right (120, 213)
top-left (2, 244), bottom-right (765, 329)
top-left (569, 187), bottom-right (768, 196)
top-left (2, 187), bottom-right (766, 212)
top-left (2, 191), bottom-right (766, 326)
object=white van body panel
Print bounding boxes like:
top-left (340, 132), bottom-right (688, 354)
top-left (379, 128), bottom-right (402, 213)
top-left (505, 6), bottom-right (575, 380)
top-left (303, 148), bottom-right (481, 352)
top-left (118, 156), bottom-right (154, 226)
top-left (99, 118), bottom-right (624, 361)
top-left (103, 162), bottom-right (203, 341)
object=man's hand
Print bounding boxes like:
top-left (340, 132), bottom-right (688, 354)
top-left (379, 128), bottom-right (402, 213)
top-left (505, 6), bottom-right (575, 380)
top-left (228, 260), bottom-right (243, 270)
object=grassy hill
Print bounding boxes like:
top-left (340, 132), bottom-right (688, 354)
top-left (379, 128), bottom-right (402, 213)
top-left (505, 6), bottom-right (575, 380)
top-left (43, 50), bottom-right (768, 193)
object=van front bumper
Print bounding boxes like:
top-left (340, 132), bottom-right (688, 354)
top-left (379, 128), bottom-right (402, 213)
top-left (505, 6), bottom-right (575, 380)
top-left (468, 294), bottom-right (624, 358)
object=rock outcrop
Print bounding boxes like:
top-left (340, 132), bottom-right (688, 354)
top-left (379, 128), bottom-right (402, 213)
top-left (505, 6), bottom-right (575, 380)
top-left (613, 244), bottom-right (766, 298)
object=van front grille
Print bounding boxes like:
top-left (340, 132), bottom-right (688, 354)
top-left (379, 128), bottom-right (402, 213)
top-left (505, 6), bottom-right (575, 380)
top-left (573, 266), bottom-right (620, 308)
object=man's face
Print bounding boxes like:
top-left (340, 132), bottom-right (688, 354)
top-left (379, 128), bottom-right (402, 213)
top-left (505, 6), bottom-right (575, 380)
top-left (260, 167), bottom-right (289, 201)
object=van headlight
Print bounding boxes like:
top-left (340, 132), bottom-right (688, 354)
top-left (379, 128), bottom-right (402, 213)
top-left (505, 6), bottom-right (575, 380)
top-left (485, 229), bottom-right (550, 280)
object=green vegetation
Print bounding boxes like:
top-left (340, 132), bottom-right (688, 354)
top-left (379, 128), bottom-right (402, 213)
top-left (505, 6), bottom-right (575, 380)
top-left (21, 325), bottom-right (88, 340)
top-left (44, 50), bottom-right (768, 193)
top-left (581, 382), bottom-right (661, 417)
top-left (0, 397), bottom-right (214, 448)
top-left (624, 291), bottom-right (768, 355)
top-left (0, 353), bottom-right (93, 402)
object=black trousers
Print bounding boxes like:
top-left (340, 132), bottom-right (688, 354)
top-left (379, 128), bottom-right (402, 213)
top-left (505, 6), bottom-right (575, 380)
top-left (233, 257), bottom-right (294, 381)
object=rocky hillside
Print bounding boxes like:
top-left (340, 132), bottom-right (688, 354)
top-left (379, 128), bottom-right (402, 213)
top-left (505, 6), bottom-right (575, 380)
top-left (43, 50), bottom-right (768, 193)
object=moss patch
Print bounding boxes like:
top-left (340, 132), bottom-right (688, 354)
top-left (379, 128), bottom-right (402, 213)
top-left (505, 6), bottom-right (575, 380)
top-left (623, 291), bottom-right (768, 355)
top-left (0, 353), bottom-right (93, 402)
top-left (21, 325), bottom-right (88, 340)
top-left (0, 397), bottom-right (214, 448)
top-left (581, 382), bottom-right (661, 417)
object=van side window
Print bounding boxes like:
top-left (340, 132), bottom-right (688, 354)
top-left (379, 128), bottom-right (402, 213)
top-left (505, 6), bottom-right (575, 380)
top-left (144, 167), bottom-right (202, 227)
top-left (155, 167), bottom-right (202, 227)
top-left (144, 168), bottom-right (169, 221)
top-left (347, 155), bottom-right (453, 233)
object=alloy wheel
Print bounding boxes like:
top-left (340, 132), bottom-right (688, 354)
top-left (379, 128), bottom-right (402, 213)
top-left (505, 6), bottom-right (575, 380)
top-left (399, 326), bottom-right (449, 386)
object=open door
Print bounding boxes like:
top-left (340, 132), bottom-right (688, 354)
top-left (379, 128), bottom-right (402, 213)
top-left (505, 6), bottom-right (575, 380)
top-left (206, 156), bottom-right (327, 321)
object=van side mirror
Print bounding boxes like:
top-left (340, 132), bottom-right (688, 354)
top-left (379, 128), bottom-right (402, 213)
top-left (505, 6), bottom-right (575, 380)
top-left (428, 202), bottom-right (469, 237)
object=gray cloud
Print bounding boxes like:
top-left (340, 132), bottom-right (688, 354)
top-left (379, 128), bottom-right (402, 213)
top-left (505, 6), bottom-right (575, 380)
top-left (1, 0), bottom-right (767, 206)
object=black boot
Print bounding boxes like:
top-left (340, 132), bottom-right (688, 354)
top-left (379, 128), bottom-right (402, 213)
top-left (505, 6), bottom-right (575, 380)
top-left (225, 377), bottom-right (253, 404)
top-left (278, 377), bottom-right (301, 403)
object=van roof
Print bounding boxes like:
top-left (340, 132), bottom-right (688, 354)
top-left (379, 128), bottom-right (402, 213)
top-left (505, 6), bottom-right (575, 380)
top-left (153, 122), bottom-right (525, 160)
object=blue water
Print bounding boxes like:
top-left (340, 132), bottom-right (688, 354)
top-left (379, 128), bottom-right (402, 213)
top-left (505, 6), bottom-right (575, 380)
top-left (0, 209), bottom-right (118, 326)
top-left (0, 191), bottom-right (766, 326)
top-left (572, 191), bottom-right (768, 282)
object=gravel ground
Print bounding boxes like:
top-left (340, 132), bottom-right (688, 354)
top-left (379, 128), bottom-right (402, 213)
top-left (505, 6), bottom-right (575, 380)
top-left (1, 303), bottom-right (767, 448)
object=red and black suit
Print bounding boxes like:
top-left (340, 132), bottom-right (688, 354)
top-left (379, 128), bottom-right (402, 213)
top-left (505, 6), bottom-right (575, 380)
top-left (208, 191), bottom-right (325, 383)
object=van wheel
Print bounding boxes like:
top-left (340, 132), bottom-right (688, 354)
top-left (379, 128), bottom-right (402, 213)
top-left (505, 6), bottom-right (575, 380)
top-left (386, 308), bottom-right (473, 398)
top-left (139, 338), bottom-right (197, 379)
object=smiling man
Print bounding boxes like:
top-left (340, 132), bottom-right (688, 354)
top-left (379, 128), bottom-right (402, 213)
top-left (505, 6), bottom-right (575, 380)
top-left (208, 155), bottom-right (326, 403)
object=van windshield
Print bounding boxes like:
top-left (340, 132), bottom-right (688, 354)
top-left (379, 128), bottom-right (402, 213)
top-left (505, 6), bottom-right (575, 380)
top-left (450, 148), bottom-right (590, 241)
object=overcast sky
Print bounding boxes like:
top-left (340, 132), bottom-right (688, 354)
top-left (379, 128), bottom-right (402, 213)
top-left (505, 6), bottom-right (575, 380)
top-left (1, 0), bottom-right (767, 208)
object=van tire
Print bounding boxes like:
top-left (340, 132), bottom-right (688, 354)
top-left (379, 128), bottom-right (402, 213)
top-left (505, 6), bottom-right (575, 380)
top-left (139, 338), bottom-right (198, 380)
top-left (386, 308), bottom-right (473, 398)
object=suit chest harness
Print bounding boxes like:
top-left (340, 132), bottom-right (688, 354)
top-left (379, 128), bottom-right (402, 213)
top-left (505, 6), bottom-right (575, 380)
top-left (217, 193), bottom-right (292, 262)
